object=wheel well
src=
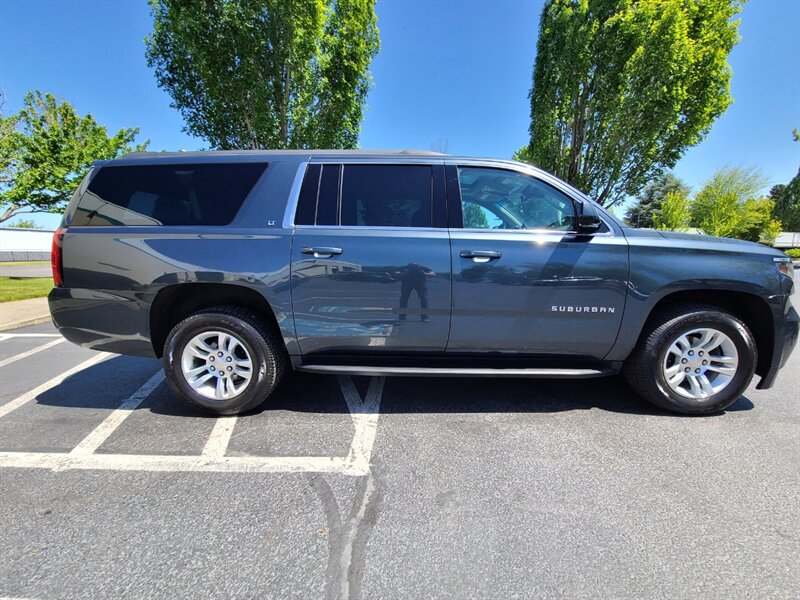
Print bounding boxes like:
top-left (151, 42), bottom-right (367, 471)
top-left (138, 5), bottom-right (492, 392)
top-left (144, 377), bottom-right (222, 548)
top-left (649, 290), bottom-right (773, 377)
top-left (149, 283), bottom-right (282, 358)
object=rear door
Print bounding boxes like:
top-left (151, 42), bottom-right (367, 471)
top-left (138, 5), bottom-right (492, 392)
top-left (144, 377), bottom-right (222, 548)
top-left (290, 160), bottom-right (451, 356)
top-left (446, 161), bottom-right (629, 359)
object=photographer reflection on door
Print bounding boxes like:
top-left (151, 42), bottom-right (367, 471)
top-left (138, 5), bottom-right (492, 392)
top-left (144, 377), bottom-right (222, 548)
top-left (397, 262), bottom-right (436, 323)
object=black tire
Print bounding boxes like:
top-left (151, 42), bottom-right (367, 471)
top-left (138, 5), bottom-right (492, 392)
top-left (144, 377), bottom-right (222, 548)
top-left (162, 306), bottom-right (286, 415)
top-left (623, 303), bottom-right (756, 415)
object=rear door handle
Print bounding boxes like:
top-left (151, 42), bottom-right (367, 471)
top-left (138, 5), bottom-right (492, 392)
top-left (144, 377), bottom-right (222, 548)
top-left (460, 250), bottom-right (502, 263)
top-left (301, 246), bottom-right (343, 258)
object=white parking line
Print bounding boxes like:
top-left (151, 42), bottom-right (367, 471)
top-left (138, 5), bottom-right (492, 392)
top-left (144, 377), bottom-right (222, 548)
top-left (0, 451), bottom-right (354, 474)
top-left (0, 338), bottom-right (65, 369)
top-left (70, 370), bottom-right (165, 456)
top-left (0, 373), bottom-right (384, 476)
top-left (201, 416), bottom-right (238, 459)
top-left (339, 376), bottom-right (384, 472)
top-left (0, 352), bottom-right (111, 419)
top-left (0, 333), bottom-right (61, 339)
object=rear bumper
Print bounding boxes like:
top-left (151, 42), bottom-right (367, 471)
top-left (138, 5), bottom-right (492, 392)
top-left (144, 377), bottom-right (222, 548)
top-left (48, 287), bottom-right (156, 358)
top-left (756, 299), bottom-right (798, 390)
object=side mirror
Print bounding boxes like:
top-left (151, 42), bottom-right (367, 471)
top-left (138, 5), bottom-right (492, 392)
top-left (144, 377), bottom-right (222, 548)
top-left (576, 214), bottom-right (602, 234)
top-left (575, 202), bottom-right (602, 234)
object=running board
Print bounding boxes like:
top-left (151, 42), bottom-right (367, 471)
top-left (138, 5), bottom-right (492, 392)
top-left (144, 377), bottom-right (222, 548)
top-left (296, 365), bottom-right (616, 378)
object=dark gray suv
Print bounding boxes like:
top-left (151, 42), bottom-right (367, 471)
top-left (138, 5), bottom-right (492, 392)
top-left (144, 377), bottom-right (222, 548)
top-left (49, 150), bottom-right (798, 415)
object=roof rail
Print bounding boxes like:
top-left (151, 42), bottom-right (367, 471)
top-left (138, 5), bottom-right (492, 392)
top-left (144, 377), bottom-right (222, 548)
top-left (398, 149), bottom-right (448, 155)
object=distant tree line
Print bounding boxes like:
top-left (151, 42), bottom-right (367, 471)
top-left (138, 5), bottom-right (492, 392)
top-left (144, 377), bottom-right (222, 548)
top-left (622, 161), bottom-right (799, 245)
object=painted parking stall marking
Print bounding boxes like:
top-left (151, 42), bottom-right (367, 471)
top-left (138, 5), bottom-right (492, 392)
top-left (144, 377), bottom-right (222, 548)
top-left (0, 343), bottom-right (384, 476)
top-left (68, 370), bottom-right (166, 456)
top-left (0, 352), bottom-right (111, 419)
top-left (0, 338), bottom-right (65, 368)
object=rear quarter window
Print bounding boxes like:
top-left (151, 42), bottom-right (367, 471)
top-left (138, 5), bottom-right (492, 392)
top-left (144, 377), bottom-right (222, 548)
top-left (71, 162), bottom-right (267, 226)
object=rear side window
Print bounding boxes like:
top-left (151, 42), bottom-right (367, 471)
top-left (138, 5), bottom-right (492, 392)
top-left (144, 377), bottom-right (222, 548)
top-left (72, 162), bottom-right (267, 226)
top-left (294, 164), bottom-right (433, 228)
top-left (341, 165), bottom-right (431, 227)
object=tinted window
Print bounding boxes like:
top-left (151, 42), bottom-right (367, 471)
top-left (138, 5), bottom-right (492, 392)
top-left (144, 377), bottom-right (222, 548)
top-left (72, 162), bottom-right (267, 226)
top-left (316, 164), bottom-right (340, 226)
top-left (295, 164), bottom-right (321, 225)
top-left (457, 167), bottom-right (575, 231)
top-left (341, 165), bottom-right (432, 227)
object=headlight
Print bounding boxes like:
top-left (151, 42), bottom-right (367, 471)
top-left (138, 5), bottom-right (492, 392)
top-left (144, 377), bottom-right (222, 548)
top-left (774, 256), bottom-right (795, 279)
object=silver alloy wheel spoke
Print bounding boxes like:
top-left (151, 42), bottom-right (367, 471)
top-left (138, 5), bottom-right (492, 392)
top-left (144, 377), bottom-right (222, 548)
top-left (180, 330), bottom-right (254, 402)
top-left (662, 327), bottom-right (739, 401)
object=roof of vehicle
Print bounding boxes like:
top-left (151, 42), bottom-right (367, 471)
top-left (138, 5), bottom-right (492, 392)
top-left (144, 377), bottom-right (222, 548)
top-left (119, 149), bottom-right (448, 159)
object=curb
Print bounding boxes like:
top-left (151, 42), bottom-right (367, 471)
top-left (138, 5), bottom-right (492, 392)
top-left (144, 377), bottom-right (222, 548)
top-left (0, 314), bottom-right (52, 332)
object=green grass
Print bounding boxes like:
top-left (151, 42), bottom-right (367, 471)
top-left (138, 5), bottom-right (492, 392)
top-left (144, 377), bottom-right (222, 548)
top-left (0, 277), bottom-right (52, 302)
top-left (0, 260), bottom-right (50, 267)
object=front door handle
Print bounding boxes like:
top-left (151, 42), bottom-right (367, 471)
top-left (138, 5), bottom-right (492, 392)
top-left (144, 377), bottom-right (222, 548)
top-left (460, 250), bottom-right (502, 263)
top-left (301, 246), bottom-right (343, 258)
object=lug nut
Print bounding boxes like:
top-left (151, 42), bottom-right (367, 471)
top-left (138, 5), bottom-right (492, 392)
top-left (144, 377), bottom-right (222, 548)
top-left (685, 367), bottom-right (690, 372)
top-left (210, 366), bottom-right (215, 371)
top-left (695, 368), bottom-right (701, 373)
top-left (227, 366), bottom-right (232, 371)
top-left (702, 360), bottom-right (708, 365)
top-left (226, 356), bottom-right (232, 362)
top-left (681, 358), bottom-right (688, 364)
top-left (688, 351), bottom-right (694, 356)
top-left (699, 351), bottom-right (704, 356)
top-left (209, 356), bottom-right (215, 362)
top-left (218, 352), bottom-right (223, 357)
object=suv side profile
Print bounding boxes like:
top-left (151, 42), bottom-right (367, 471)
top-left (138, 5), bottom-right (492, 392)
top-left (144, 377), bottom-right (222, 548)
top-left (49, 150), bottom-right (798, 415)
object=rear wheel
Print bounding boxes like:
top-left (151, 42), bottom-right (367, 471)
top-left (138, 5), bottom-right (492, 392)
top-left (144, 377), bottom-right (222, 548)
top-left (624, 304), bottom-right (756, 415)
top-left (163, 306), bottom-right (285, 415)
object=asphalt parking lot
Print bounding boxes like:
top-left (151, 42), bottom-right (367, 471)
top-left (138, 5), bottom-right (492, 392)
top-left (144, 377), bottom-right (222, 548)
top-left (0, 314), bottom-right (798, 599)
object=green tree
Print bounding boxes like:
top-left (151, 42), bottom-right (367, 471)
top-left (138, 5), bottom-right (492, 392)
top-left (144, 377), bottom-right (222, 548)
top-left (0, 91), bottom-right (146, 223)
top-left (6, 219), bottom-right (40, 229)
top-left (520, 0), bottom-right (742, 206)
top-left (769, 169), bottom-right (800, 231)
top-left (625, 172), bottom-right (689, 228)
top-left (652, 190), bottom-right (691, 231)
top-left (145, 0), bottom-right (380, 150)
top-left (760, 218), bottom-right (783, 247)
top-left (690, 166), bottom-right (772, 240)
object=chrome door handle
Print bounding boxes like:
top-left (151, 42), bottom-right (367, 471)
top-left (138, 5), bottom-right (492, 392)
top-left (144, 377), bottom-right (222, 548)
top-left (460, 250), bottom-right (501, 263)
top-left (301, 246), bottom-right (343, 258)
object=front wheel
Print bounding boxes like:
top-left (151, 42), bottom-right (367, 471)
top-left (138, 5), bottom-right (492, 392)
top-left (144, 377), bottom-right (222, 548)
top-left (163, 306), bottom-right (286, 415)
top-left (624, 304), bottom-right (756, 415)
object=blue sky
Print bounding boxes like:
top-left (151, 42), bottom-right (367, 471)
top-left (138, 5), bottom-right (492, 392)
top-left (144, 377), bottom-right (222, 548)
top-left (1, 0), bottom-right (798, 227)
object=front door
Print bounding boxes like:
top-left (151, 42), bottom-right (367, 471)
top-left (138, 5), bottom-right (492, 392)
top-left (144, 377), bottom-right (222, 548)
top-left (446, 163), bottom-right (629, 359)
top-left (291, 162), bottom-right (451, 356)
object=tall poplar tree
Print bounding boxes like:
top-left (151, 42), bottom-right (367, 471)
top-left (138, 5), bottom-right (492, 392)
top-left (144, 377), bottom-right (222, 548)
top-left (145, 0), bottom-right (380, 150)
top-left (521, 0), bottom-right (742, 206)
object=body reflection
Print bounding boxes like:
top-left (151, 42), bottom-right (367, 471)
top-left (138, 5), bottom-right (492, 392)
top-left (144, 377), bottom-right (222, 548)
top-left (397, 262), bottom-right (435, 322)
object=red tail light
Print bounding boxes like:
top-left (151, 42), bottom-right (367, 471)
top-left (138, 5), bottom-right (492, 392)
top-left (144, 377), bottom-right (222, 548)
top-left (51, 227), bottom-right (64, 287)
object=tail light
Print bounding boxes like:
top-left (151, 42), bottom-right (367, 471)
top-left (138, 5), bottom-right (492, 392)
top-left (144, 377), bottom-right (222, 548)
top-left (51, 227), bottom-right (64, 287)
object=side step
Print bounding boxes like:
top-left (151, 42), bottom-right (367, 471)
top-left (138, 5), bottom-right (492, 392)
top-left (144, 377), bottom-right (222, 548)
top-left (296, 365), bottom-right (616, 378)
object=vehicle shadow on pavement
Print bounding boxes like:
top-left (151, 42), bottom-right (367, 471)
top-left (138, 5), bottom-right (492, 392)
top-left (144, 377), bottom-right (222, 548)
top-left (271, 371), bottom-right (755, 417)
top-left (32, 356), bottom-right (755, 419)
